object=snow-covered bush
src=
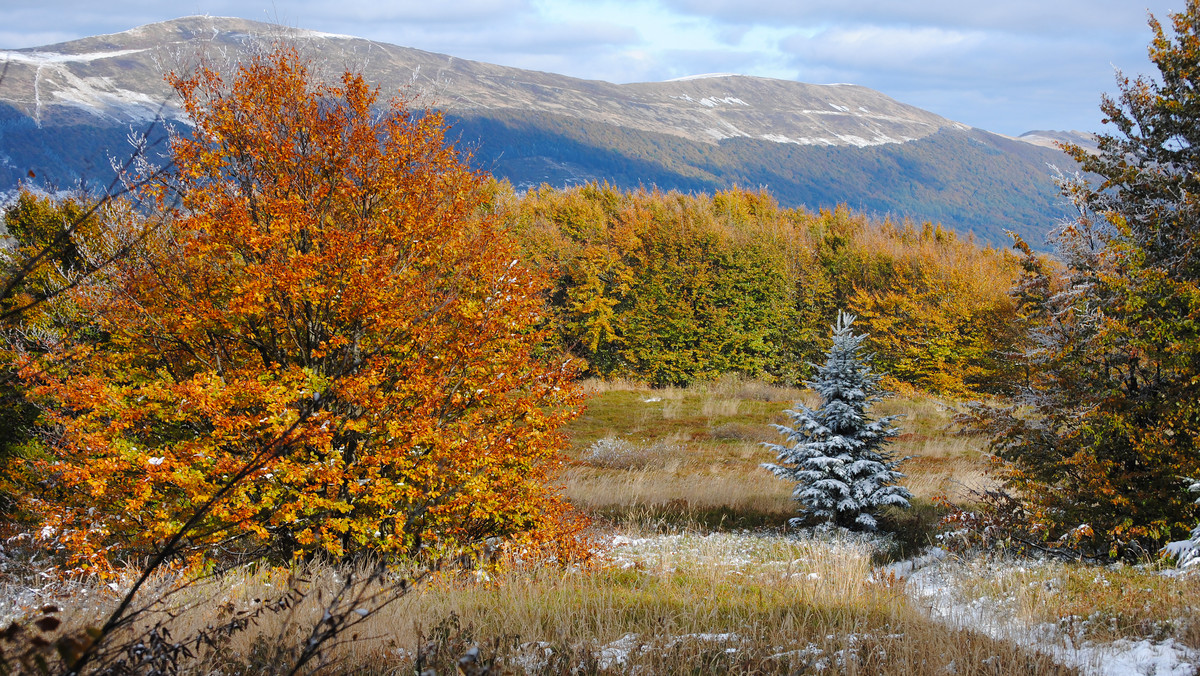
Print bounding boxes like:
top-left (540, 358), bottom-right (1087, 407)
top-left (581, 437), bottom-right (676, 470)
top-left (1190, 478), bottom-right (1200, 553)
top-left (1164, 479), bottom-right (1200, 568)
top-left (762, 311), bottom-right (911, 530)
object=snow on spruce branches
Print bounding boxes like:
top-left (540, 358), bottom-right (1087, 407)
top-left (763, 311), bottom-right (911, 530)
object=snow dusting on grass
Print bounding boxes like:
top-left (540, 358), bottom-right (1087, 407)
top-left (904, 550), bottom-right (1200, 675)
top-left (601, 528), bottom-right (878, 585)
top-left (599, 528), bottom-right (1199, 674)
top-left (0, 49), bottom-right (149, 65)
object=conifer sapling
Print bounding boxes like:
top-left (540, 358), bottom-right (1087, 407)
top-left (763, 311), bottom-right (911, 530)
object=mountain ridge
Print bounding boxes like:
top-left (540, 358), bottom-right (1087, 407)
top-left (0, 16), bottom-right (962, 147)
top-left (0, 16), bottom-right (1080, 247)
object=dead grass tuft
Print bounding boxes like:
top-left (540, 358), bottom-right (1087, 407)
top-left (579, 377), bottom-right (651, 394)
top-left (711, 422), bottom-right (777, 444)
top-left (955, 557), bottom-right (1200, 650)
top-left (579, 437), bottom-right (686, 471)
top-left (26, 535), bottom-right (1074, 674)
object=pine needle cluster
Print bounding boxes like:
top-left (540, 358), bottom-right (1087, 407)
top-left (763, 312), bottom-right (911, 530)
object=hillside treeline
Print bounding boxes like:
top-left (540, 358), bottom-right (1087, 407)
top-left (492, 182), bottom-right (1022, 394)
top-left (448, 111), bottom-right (1069, 246)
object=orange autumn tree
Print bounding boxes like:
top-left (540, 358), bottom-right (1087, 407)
top-left (20, 47), bottom-right (580, 572)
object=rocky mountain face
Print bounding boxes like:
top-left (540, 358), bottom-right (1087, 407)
top-left (0, 16), bottom-right (1079, 247)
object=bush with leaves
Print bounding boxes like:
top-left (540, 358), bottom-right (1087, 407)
top-left (14, 46), bottom-right (581, 573)
top-left (1, 191), bottom-right (129, 524)
top-left (961, 2), bottom-right (1200, 560)
top-left (762, 311), bottom-right (911, 530)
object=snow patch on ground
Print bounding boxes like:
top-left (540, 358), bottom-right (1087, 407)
top-left (0, 49), bottom-right (148, 65)
top-left (697, 96), bottom-right (749, 107)
top-left (665, 73), bottom-right (740, 82)
top-left (296, 28), bottom-right (359, 40)
top-left (759, 132), bottom-right (913, 148)
top-left (46, 71), bottom-right (166, 122)
top-left (836, 134), bottom-right (877, 147)
top-left (513, 630), bottom-right (740, 672)
top-left (596, 633), bottom-right (641, 670)
top-left (597, 632), bottom-right (741, 670)
top-left (903, 552), bottom-right (1200, 676)
top-left (760, 134), bottom-right (835, 146)
top-left (882, 546), bottom-right (947, 579)
top-left (798, 108), bottom-right (852, 116)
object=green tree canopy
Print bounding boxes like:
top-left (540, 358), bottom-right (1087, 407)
top-left (968, 0), bottom-right (1200, 558)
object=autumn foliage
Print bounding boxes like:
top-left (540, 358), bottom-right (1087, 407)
top-left (502, 183), bottom-right (1020, 392)
top-left (14, 47), bottom-right (580, 573)
top-left (962, 2), bottom-right (1200, 558)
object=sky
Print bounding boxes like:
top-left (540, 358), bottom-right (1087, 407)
top-left (0, 1), bottom-right (1183, 136)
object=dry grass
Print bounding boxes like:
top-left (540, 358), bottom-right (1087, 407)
top-left (953, 557), bottom-right (1200, 650)
top-left (579, 377), bottom-right (651, 394)
top-left (710, 421), bottom-right (778, 443)
top-left (700, 396), bottom-right (742, 417)
top-left (4, 378), bottom-right (1093, 674)
top-left (563, 378), bottom-right (990, 524)
top-left (23, 535), bottom-right (1075, 675)
top-left (578, 437), bottom-right (687, 471)
top-left (566, 468), bottom-right (795, 528)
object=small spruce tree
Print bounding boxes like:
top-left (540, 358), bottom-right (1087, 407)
top-left (763, 311), bottom-right (911, 530)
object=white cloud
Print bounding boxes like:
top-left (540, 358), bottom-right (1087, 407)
top-left (659, 0), bottom-right (1175, 35)
top-left (785, 25), bottom-right (986, 69)
top-left (0, 0), bottom-right (1187, 134)
top-left (299, 0), bottom-right (532, 24)
top-left (650, 0), bottom-right (1179, 132)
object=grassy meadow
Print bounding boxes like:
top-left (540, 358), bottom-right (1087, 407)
top-left (8, 377), bottom-right (1198, 674)
top-left (564, 377), bottom-right (984, 544)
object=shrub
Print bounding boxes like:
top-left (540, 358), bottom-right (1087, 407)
top-left (15, 46), bottom-right (581, 573)
top-left (580, 437), bottom-right (677, 470)
top-left (963, 2), bottom-right (1200, 559)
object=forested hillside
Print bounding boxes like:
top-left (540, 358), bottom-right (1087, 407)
top-left (457, 114), bottom-right (1071, 246)
top-left (490, 182), bottom-right (1022, 393)
top-left (0, 16), bottom-right (1075, 249)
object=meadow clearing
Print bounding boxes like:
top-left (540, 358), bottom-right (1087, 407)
top-left (3, 377), bottom-right (1197, 674)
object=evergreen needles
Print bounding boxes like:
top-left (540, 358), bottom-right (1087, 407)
top-left (763, 311), bottom-right (911, 530)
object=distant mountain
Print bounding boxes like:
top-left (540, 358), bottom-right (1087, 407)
top-left (0, 16), bottom-right (1081, 247)
top-left (1017, 130), bottom-right (1099, 154)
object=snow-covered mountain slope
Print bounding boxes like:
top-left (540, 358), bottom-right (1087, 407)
top-left (0, 16), bottom-right (957, 146)
top-left (0, 16), bottom-right (1080, 246)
